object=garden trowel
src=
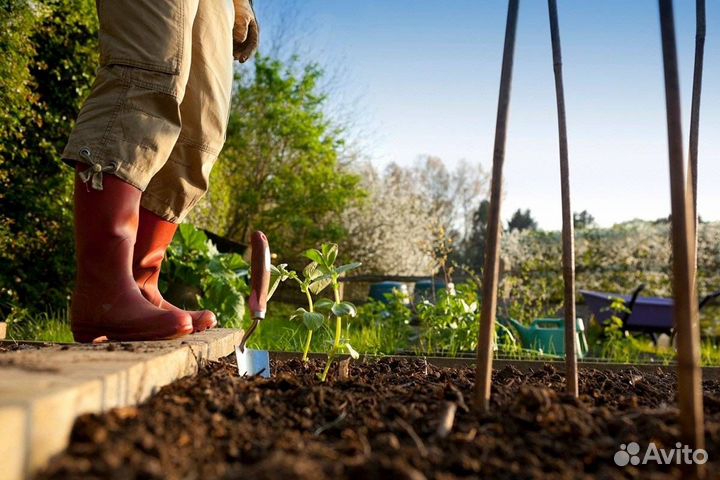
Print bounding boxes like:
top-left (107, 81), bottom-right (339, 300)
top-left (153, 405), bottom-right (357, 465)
top-left (236, 231), bottom-right (271, 378)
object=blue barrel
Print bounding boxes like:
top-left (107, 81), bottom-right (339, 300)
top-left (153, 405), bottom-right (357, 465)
top-left (369, 281), bottom-right (407, 303)
top-left (414, 279), bottom-right (447, 303)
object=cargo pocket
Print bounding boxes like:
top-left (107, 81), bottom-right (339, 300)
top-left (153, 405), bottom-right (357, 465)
top-left (97, 0), bottom-right (185, 75)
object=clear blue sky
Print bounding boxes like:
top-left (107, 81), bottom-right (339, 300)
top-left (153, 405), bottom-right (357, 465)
top-left (254, 1), bottom-right (719, 230)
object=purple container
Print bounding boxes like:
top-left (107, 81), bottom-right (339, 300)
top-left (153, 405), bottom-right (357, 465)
top-left (580, 290), bottom-right (674, 332)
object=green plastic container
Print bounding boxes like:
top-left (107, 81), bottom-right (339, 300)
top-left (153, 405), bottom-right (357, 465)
top-left (503, 317), bottom-right (588, 358)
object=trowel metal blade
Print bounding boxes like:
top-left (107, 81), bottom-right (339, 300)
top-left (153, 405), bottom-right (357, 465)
top-left (236, 347), bottom-right (270, 378)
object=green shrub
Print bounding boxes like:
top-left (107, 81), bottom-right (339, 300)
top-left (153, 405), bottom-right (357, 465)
top-left (354, 280), bottom-right (517, 357)
top-left (0, 0), bottom-right (98, 315)
top-left (417, 282), bottom-right (482, 356)
top-left (164, 224), bottom-right (250, 327)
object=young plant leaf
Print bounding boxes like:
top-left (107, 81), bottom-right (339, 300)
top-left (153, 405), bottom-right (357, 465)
top-left (303, 261), bottom-right (321, 281)
top-left (268, 263), bottom-right (294, 300)
top-left (314, 298), bottom-right (334, 312)
top-left (223, 253), bottom-right (249, 271)
top-left (334, 262), bottom-right (362, 275)
top-left (267, 277), bottom-right (282, 301)
top-left (332, 301), bottom-right (357, 318)
top-left (207, 256), bottom-right (225, 275)
top-left (343, 342), bottom-right (360, 360)
top-left (309, 275), bottom-right (333, 294)
top-left (271, 263), bottom-right (290, 276)
top-left (290, 307), bottom-right (308, 321)
top-left (322, 243), bottom-right (338, 266)
top-left (304, 249), bottom-right (325, 266)
top-left (302, 311), bottom-right (325, 331)
top-left (178, 223), bottom-right (209, 253)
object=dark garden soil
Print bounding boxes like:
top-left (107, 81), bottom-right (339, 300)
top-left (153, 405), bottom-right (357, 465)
top-left (38, 357), bottom-right (720, 480)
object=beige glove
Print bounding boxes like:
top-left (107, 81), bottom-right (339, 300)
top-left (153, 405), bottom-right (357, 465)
top-left (233, 0), bottom-right (259, 62)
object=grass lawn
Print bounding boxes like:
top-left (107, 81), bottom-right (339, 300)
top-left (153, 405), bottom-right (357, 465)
top-left (5, 301), bottom-right (720, 367)
top-left (2, 301), bottom-right (412, 356)
top-left (4, 307), bottom-right (74, 343)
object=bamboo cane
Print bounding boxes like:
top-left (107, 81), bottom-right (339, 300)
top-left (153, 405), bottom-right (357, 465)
top-left (547, 0), bottom-right (577, 397)
top-left (688, 0), bottom-right (705, 280)
top-left (658, 1), bottom-right (704, 476)
top-left (475, 0), bottom-right (519, 412)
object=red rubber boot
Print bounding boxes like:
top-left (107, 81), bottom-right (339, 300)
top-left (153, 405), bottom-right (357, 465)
top-left (71, 168), bottom-right (193, 343)
top-left (133, 208), bottom-right (217, 332)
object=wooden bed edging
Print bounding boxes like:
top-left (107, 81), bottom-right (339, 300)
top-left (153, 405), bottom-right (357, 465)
top-left (269, 351), bottom-right (720, 380)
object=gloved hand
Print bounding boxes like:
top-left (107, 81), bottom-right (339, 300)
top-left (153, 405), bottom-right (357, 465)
top-left (233, 0), bottom-right (259, 62)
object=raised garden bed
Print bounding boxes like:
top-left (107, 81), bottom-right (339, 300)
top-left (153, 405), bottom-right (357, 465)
top-left (0, 330), bottom-right (241, 480)
top-left (37, 356), bottom-right (720, 479)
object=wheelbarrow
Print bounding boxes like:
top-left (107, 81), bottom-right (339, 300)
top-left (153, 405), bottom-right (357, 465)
top-left (500, 317), bottom-right (589, 358)
top-left (580, 285), bottom-right (720, 338)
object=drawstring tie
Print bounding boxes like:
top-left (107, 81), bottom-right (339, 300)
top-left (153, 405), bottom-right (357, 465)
top-left (78, 148), bottom-right (118, 191)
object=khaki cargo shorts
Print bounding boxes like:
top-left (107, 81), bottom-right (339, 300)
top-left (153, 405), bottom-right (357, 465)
top-left (63, 0), bottom-right (235, 223)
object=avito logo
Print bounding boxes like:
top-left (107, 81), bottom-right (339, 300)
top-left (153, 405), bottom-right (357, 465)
top-left (614, 442), bottom-right (708, 467)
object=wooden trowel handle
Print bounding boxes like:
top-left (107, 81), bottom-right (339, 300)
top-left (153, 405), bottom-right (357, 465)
top-left (250, 231), bottom-right (270, 319)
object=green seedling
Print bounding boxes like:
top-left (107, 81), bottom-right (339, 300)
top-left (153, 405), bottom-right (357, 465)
top-left (274, 261), bottom-right (325, 362)
top-left (267, 244), bottom-right (361, 377)
top-left (303, 243), bottom-right (361, 381)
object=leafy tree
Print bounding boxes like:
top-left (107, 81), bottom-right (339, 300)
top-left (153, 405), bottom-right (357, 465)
top-left (411, 155), bottom-right (488, 245)
top-left (341, 163), bottom-right (441, 276)
top-left (508, 209), bottom-right (538, 232)
top-left (463, 199), bottom-right (491, 271)
top-left (0, 0), bottom-right (98, 314)
top-left (337, 153), bottom-right (490, 277)
top-left (412, 156), bottom-right (453, 221)
top-left (573, 210), bottom-right (596, 229)
top-left (451, 160), bottom-right (489, 244)
top-left (342, 157), bottom-right (488, 276)
top-left (189, 55), bottom-right (363, 261)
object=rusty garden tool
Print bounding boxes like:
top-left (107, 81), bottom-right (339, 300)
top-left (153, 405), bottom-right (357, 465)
top-left (236, 231), bottom-right (271, 378)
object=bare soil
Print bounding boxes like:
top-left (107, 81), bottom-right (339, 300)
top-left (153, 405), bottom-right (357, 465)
top-left (38, 357), bottom-right (720, 479)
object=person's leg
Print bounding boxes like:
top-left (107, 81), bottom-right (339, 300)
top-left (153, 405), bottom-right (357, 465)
top-left (71, 166), bottom-right (193, 342)
top-left (66, 0), bottom-right (202, 342)
top-left (134, 0), bottom-right (235, 329)
top-left (133, 209), bottom-right (217, 331)
top-left (140, 0), bottom-right (235, 222)
top-left (63, 0), bottom-right (200, 184)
